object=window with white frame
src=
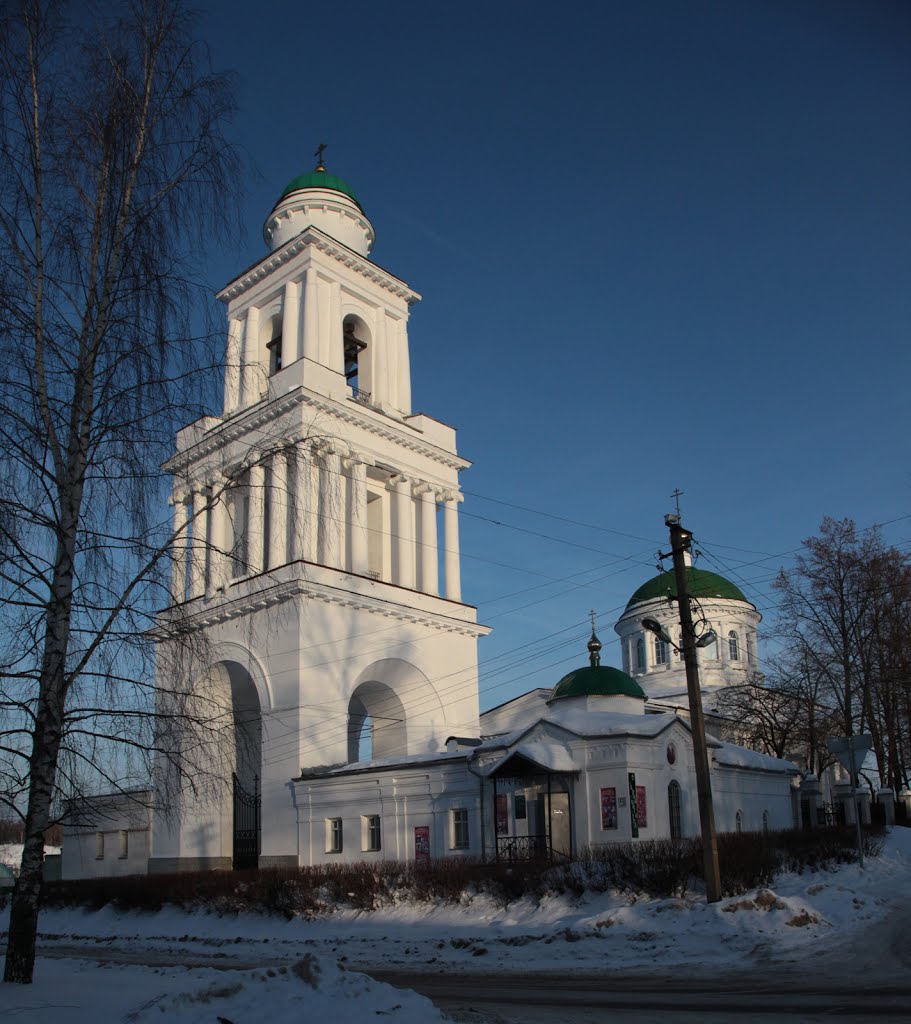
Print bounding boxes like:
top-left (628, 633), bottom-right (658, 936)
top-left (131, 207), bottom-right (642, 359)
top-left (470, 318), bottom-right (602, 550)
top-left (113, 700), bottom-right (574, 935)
top-left (363, 814), bottom-right (381, 852)
top-left (728, 630), bottom-right (740, 661)
top-left (118, 830), bottom-right (129, 859)
top-left (326, 818), bottom-right (343, 853)
top-left (95, 832), bottom-right (104, 860)
top-left (451, 808), bottom-right (469, 850)
top-left (654, 636), bottom-right (668, 665)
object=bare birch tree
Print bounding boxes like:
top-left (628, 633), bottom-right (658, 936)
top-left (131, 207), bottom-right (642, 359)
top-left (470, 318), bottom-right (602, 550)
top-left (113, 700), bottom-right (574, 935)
top-left (0, 0), bottom-right (240, 983)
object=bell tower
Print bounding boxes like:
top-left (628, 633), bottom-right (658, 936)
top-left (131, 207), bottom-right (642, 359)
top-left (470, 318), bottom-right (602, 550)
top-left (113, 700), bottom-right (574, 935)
top-left (154, 160), bottom-right (489, 872)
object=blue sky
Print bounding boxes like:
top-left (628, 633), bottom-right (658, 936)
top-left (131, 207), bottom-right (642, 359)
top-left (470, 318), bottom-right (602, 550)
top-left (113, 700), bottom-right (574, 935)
top-left (197, 0), bottom-right (911, 708)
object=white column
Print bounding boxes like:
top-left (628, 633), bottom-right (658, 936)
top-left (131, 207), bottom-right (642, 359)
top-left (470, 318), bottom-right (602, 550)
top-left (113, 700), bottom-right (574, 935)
top-left (442, 491), bottom-right (462, 602)
top-left (170, 495), bottom-right (189, 603)
top-left (329, 280), bottom-right (344, 376)
top-left (416, 484), bottom-right (439, 596)
top-left (318, 447), bottom-right (342, 568)
top-left (397, 317), bottom-right (411, 415)
top-left (283, 279), bottom-right (302, 364)
top-left (241, 306), bottom-right (260, 407)
top-left (223, 317), bottom-right (242, 415)
top-left (188, 487), bottom-right (208, 600)
top-left (247, 462), bottom-right (265, 575)
top-left (267, 450), bottom-right (288, 569)
top-left (289, 443), bottom-right (314, 563)
top-left (373, 313), bottom-right (389, 408)
top-left (347, 456), bottom-right (369, 575)
top-left (301, 267), bottom-right (319, 364)
top-left (391, 475), bottom-right (415, 589)
top-left (208, 475), bottom-right (231, 593)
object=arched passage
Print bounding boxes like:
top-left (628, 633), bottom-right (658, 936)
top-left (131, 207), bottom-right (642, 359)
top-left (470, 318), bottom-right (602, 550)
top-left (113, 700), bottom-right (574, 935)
top-left (345, 658), bottom-right (444, 764)
top-left (347, 680), bottom-right (406, 762)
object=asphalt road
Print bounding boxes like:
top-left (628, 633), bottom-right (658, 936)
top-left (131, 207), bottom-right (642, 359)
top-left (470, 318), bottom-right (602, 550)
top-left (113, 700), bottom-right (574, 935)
top-left (367, 968), bottom-right (911, 1023)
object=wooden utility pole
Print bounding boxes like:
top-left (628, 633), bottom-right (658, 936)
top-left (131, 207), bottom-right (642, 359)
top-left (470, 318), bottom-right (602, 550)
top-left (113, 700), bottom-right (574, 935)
top-left (666, 514), bottom-right (722, 903)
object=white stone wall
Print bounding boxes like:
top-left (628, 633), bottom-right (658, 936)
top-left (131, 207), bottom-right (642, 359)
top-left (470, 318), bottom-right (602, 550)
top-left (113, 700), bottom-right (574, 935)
top-left (62, 792), bottom-right (152, 880)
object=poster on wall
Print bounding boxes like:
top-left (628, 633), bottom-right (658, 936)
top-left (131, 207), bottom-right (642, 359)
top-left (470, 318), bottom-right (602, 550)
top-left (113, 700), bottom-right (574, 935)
top-left (495, 794), bottom-right (509, 835)
top-left (628, 772), bottom-right (639, 837)
top-left (414, 825), bottom-right (430, 863)
top-left (600, 787), bottom-right (618, 830)
top-left (636, 786), bottom-right (648, 829)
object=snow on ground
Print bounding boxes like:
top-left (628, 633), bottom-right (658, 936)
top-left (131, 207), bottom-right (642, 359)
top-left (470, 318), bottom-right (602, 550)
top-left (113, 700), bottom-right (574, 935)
top-left (1, 828), bottom-right (909, 1021)
top-left (0, 844), bottom-right (60, 873)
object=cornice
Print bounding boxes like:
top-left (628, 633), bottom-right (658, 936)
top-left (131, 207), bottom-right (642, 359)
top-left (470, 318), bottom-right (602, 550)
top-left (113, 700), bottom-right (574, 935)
top-left (216, 226), bottom-right (421, 306)
top-left (167, 575), bottom-right (491, 638)
top-left (165, 387), bottom-right (469, 478)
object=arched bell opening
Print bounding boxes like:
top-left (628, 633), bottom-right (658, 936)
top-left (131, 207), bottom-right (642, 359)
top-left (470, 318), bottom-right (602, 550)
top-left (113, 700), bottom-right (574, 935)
top-left (347, 679), bottom-right (406, 763)
top-left (261, 312), bottom-right (283, 376)
top-left (342, 314), bottom-right (371, 399)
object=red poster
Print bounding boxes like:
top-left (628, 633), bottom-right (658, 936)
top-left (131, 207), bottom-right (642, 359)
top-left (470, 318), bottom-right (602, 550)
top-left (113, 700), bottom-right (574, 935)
top-left (636, 785), bottom-right (648, 829)
top-left (414, 825), bottom-right (430, 863)
top-left (600, 787), bottom-right (618, 830)
top-left (495, 794), bottom-right (508, 835)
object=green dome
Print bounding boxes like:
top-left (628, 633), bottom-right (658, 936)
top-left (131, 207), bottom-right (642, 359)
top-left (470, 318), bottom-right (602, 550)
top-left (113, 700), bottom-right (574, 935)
top-left (279, 169), bottom-right (363, 210)
top-left (626, 567), bottom-right (748, 609)
top-left (549, 665), bottom-right (646, 703)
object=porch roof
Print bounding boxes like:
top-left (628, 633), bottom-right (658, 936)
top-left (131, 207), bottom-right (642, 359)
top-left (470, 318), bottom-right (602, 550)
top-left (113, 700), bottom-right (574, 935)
top-left (476, 740), bottom-right (578, 778)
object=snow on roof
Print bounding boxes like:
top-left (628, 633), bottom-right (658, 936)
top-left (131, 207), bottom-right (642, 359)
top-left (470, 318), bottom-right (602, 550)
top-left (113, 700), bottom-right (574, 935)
top-left (712, 741), bottom-right (799, 774)
top-left (475, 739), bottom-right (578, 778)
top-left (302, 749), bottom-right (468, 779)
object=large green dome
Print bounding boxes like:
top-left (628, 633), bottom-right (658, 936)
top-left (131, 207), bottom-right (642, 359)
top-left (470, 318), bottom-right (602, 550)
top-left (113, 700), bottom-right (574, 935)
top-left (279, 169), bottom-right (363, 211)
top-left (549, 665), bottom-right (646, 703)
top-left (626, 567), bottom-right (748, 609)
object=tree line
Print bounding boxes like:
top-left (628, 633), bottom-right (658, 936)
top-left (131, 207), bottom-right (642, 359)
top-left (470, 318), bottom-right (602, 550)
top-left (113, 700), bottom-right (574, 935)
top-left (717, 516), bottom-right (911, 794)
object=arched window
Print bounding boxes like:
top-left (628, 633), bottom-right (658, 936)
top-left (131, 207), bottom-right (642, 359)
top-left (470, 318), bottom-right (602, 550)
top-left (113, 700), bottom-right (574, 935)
top-left (654, 636), bottom-right (668, 665)
top-left (735, 809), bottom-right (743, 833)
top-left (668, 781), bottom-right (682, 840)
top-left (728, 630), bottom-right (740, 661)
top-left (636, 636), bottom-right (646, 670)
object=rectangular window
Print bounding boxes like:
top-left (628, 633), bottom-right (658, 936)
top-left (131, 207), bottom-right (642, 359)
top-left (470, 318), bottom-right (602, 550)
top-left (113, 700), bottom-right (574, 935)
top-left (636, 785), bottom-right (648, 829)
top-left (451, 808), bottom-right (469, 849)
top-left (600, 787), bottom-right (618, 830)
top-left (326, 818), bottom-right (343, 853)
top-left (495, 793), bottom-right (508, 835)
top-left (95, 832), bottom-right (104, 860)
top-left (364, 814), bottom-right (381, 852)
top-left (118, 830), bottom-right (129, 859)
top-left (514, 794), bottom-right (527, 820)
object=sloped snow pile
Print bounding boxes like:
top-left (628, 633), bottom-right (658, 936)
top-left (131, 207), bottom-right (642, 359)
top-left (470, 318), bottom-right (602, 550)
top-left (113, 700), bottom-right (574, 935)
top-left (0, 955), bottom-right (443, 1024)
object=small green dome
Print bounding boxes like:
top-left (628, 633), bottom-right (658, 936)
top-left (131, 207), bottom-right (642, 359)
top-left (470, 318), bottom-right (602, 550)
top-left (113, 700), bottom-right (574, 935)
top-left (549, 665), bottom-right (646, 703)
top-left (279, 169), bottom-right (363, 211)
top-left (626, 567), bottom-right (748, 609)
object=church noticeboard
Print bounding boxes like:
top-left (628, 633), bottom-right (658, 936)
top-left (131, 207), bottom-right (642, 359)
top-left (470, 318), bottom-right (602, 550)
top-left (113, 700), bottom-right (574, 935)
top-left (636, 786), bottom-right (648, 829)
top-left (414, 825), bottom-right (430, 863)
top-left (628, 773), bottom-right (639, 837)
top-left (495, 794), bottom-right (508, 835)
top-left (600, 787), bottom-right (618, 830)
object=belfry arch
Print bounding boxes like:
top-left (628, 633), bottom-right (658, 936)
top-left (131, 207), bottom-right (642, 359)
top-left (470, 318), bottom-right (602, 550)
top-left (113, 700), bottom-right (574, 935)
top-left (346, 658), bottom-right (445, 763)
top-left (342, 314), bottom-right (371, 397)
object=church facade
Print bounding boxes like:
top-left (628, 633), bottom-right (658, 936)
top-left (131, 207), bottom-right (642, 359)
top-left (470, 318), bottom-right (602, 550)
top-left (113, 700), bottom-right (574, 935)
top-left (61, 166), bottom-right (800, 879)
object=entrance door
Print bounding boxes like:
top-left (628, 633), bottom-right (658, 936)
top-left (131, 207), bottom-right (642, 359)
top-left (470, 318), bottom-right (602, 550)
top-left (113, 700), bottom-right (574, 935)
top-left (548, 792), bottom-right (571, 858)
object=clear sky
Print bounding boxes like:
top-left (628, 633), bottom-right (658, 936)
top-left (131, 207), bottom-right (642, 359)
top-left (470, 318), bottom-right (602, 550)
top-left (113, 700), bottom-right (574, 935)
top-left (196, 0), bottom-right (911, 708)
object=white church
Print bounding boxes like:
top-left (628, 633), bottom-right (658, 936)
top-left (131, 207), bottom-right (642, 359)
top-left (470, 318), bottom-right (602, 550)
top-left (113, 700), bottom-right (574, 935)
top-left (62, 163), bottom-right (799, 879)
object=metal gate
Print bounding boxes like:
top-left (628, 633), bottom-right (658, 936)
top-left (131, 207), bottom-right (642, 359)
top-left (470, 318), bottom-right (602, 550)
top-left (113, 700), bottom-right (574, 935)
top-left (232, 772), bottom-right (260, 870)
